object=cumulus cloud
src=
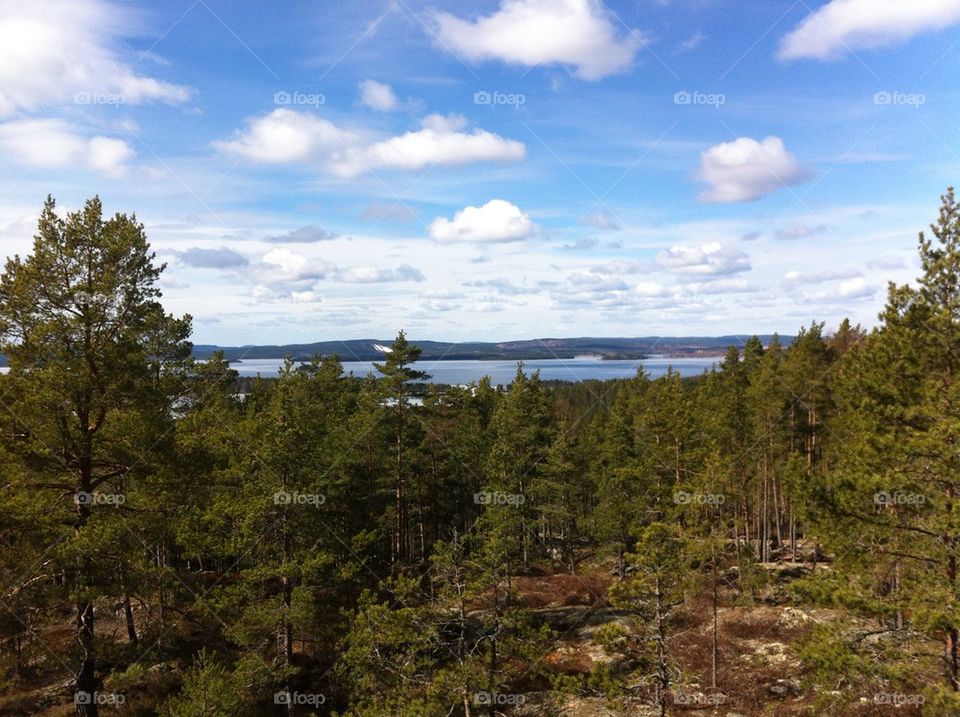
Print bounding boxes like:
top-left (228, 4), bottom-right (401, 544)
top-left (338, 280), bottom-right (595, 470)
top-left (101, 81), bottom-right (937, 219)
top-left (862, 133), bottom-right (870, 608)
top-left (838, 277), bottom-right (873, 298)
top-left (686, 278), bottom-right (759, 295)
top-left (359, 80), bottom-right (399, 111)
top-left (804, 276), bottom-right (874, 302)
top-left (213, 109), bottom-right (353, 164)
top-left (778, 0), bottom-right (960, 61)
top-left (784, 269), bottom-right (861, 286)
top-left (246, 247), bottom-right (425, 301)
top-left (331, 114), bottom-right (525, 176)
top-left (0, 0), bottom-right (191, 116)
top-left (697, 136), bottom-right (811, 203)
top-left (656, 242), bottom-right (751, 276)
top-left (339, 264), bottom-right (425, 283)
top-left (254, 248), bottom-right (334, 297)
top-left (0, 119), bottom-right (133, 176)
top-left (589, 259), bottom-right (650, 275)
top-left (421, 290), bottom-right (465, 312)
top-left (430, 199), bottom-right (538, 243)
top-left (432, 0), bottom-right (645, 80)
top-left (216, 111), bottom-right (524, 176)
top-left (551, 271), bottom-right (674, 310)
top-left (464, 278), bottom-right (540, 295)
top-left (178, 247), bottom-right (249, 269)
top-left (266, 225), bottom-right (339, 243)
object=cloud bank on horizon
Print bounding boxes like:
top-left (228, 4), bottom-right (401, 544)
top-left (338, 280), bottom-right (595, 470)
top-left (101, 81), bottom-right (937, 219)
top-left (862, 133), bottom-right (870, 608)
top-left (0, 0), bottom-right (957, 343)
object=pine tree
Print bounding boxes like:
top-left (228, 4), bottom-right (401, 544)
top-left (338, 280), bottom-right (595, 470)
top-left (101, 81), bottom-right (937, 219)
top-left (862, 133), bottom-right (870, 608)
top-left (0, 197), bottom-right (190, 716)
top-left (811, 188), bottom-right (960, 702)
top-left (605, 522), bottom-right (688, 717)
top-left (375, 331), bottom-right (429, 565)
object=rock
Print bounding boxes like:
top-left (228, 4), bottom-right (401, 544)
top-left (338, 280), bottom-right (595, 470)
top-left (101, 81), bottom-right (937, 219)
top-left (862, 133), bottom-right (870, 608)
top-left (768, 678), bottom-right (802, 697)
top-left (776, 606), bottom-right (817, 630)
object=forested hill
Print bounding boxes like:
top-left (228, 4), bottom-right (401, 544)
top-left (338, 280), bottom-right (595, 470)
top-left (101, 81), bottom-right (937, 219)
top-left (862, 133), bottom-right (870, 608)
top-left (191, 335), bottom-right (788, 362)
top-left (3, 189), bottom-right (958, 717)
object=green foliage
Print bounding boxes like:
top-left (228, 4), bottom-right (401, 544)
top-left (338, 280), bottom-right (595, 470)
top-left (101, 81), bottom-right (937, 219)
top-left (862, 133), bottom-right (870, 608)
top-left (3, 189), bottom-right (960, 713)
top-left (160, 650), bottom-right (267, 717)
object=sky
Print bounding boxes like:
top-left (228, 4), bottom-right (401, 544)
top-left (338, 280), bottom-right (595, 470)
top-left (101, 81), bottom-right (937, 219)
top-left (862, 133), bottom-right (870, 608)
top-left (0, 0), bottom-right (957, 345)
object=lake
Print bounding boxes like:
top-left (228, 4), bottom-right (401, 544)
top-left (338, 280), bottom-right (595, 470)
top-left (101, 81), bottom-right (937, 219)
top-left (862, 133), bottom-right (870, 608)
top-left (0, 356), bottom-right (719, 383)
top-left (229, 356), bottom-right (719, 384)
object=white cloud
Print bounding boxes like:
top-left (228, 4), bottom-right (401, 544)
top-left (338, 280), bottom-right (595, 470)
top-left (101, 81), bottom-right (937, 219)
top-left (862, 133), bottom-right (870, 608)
top-left (359, 80), bottom-right (399, 111)
top-left (213, 109), bottom-right (353, 164)
top-left (0, 0), bottom-right (191, 116)
top-left (331, 114), bottom-right (525, 176)
top-left (429, 199), bottom-right (538, 243)
top-left (178, 247), bottom-right (249, 269)
top-left (433, 0), bottom-right (645, 80)
top-left (656, 242), bottom-right (751, 276)
top-left (87, 136), bottom-right (134, 177)
top-left (838, 276), bottom-right (873, 298)
top-left (421, 290), bottom-right (465, 312)
top-left (216, 111), bottom-right (524, 176)
top-left (696, 136), bottom-right (810, 203)
top-left (778, 0), bottom-right (960, 60)
top-left (248, 247), bottom-right (334, 302)
top-left (634, 281), bottom-right (672, 297)
top-left (256, 248), bottom-right (333, 289)
top-left (340, 264), bottom-right (425, 283)
top-left (784, 269), bottom-right (861, 287)
top-left (804, 276), bottom-right (874, 302)
top-left (0, 119), bottom-right (133, 175)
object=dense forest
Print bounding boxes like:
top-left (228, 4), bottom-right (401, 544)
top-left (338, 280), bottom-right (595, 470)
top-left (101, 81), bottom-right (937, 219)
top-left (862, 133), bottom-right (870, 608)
top-left (0, 188), bottom-right (958, 716)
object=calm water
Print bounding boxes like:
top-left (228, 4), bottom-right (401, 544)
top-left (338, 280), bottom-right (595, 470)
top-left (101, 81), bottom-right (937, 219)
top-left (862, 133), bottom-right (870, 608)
top-left (228, 356), bottom-right (718, 384)
top-left (0, 356), bottom-right (719, 383)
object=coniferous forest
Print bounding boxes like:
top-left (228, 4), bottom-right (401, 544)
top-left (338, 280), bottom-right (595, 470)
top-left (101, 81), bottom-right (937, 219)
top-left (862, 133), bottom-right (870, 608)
top-left (0, 188), bottom-right (958, 717)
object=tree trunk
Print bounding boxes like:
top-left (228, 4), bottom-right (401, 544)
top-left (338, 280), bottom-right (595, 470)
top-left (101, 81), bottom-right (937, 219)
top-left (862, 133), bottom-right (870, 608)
top-left (75, 456), bottom-right (99, 717)
top-left (949, 554), bottom-right (959, 690)
top-left (654, 575), bottom-right (668, 717)
top-left (122, 593), bottom-right (137, 645)
top-left (711, 539), bottom-right (719, 689)
top-left (75, 596), bottom-right (98, 717)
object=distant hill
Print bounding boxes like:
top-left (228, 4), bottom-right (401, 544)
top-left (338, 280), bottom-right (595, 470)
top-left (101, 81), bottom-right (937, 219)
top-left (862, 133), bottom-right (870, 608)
top-left (190, 336), bottom-right (788, 363)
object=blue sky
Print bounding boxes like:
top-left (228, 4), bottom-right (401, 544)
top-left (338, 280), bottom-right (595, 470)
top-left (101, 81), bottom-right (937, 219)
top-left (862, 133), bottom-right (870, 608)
top-left (0, 0), bottom-right (958, 344)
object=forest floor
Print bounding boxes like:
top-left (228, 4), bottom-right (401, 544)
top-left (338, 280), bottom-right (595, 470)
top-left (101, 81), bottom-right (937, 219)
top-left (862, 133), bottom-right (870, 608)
top-left (486, 551), bottom-right (936, 717)
top-left (0, 549), bottom-right (941, 716)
